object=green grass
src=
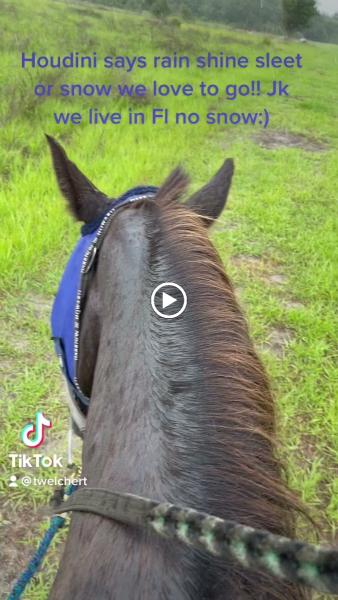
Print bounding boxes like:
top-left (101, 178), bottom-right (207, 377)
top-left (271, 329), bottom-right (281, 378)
top-left (0, 0), bottom-right (337, 598)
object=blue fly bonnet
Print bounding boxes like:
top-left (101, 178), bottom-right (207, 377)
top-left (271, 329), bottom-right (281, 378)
top-left (51, 187), bottom-right (157, 433)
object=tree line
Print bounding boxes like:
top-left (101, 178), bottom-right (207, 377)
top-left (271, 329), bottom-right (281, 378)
top-left (86, 0), bottom-right (338, 44)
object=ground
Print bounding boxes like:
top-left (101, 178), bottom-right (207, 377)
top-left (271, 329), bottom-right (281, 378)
top-left (0, 0), bottom-right (337, 598)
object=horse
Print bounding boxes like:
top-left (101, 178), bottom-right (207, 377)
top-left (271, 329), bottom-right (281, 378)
top-left (47, 136), bottom-right (309, 600)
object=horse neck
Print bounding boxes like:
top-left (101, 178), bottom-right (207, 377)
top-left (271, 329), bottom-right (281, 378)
top-left (51, 203), bottom-right (308, 600)
top-left (83, 203), bottom-right (285, 523)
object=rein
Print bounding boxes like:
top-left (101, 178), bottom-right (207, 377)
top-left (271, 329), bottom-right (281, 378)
top-left (54, 487), bottom-right (338, 596)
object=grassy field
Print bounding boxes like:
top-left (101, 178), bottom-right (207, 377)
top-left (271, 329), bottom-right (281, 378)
top-left (0, 0), bottom-right (337, 597)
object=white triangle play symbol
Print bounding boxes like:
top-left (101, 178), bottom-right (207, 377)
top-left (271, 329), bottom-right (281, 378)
top-left (162, 292), bottom-right (177, 309)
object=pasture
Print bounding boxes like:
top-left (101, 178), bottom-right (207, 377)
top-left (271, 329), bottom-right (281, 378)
top-left (0, 0), bottom-right (337, 597)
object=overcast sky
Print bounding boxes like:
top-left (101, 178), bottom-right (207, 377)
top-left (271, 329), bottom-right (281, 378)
top-left (317, 0), bottom-right (337, 15)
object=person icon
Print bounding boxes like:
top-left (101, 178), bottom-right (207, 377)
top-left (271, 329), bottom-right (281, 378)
top-left (8, 475), bottom-right (18, 488)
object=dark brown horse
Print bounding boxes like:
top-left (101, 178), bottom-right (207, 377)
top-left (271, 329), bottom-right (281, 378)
top-left (47, 137), bottom-right (309, 600)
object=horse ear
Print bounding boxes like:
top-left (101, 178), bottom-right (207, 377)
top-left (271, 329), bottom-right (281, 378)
top-left (186, 159), bottom-right (234, 226)
top-left (46, 135), bottom-right (110, 223)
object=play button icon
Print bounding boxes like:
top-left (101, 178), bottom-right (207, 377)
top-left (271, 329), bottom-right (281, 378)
top-left (162, 292), bottom-right (177, 309)
top-left (151, 282), bottom-right (187, 319)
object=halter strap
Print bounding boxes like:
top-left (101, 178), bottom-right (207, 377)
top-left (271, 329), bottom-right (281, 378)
top-left (51, 187), bottom-right (158, 435)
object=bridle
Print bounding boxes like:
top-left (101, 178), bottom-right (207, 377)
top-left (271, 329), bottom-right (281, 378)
top-left (51, 186), bottom-right (158, 436)
top-left (50, 186), bottom-right (338, 596)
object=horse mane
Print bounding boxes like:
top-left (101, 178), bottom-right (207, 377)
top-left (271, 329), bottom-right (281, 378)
top-left (142, 172), bottom-right (310, 599)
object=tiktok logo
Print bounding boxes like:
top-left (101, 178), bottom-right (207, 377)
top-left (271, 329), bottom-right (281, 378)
top-left (21, 412), bottom-right (52, 448)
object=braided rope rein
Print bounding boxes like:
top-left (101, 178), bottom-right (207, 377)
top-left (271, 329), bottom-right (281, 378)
top-left (150, 502), bottom-right (338, 595)
top-left (54, 488), bottom-right (338, 596)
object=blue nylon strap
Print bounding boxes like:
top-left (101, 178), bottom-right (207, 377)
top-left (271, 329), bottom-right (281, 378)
top-left (51, 229), bottom-right (97, 391)
top-left (51, 186), bottom-right (158, 414)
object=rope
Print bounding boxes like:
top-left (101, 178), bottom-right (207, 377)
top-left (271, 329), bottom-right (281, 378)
top-left (8, 484), bottom-right (338, 597)
top-left (54, 487), bottom-right (338, 596)
top-left (7, 482), bottom-right (77, 600)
